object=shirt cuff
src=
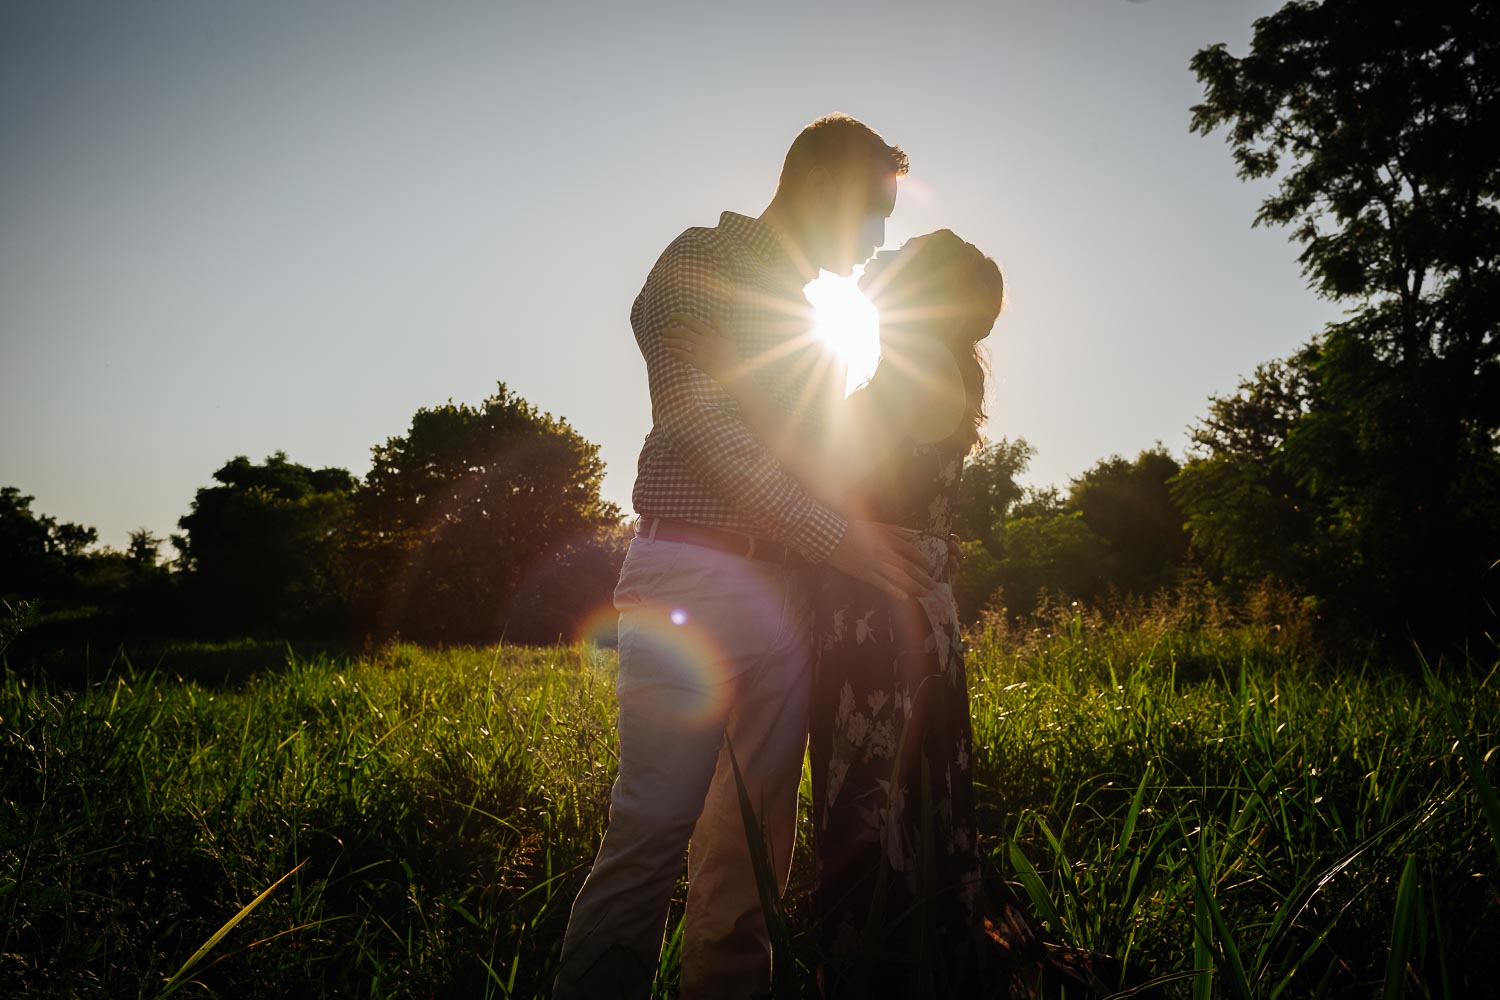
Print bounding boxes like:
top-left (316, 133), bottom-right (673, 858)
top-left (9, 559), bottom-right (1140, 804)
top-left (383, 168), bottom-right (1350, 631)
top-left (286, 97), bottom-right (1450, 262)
top-left (786, 504), bottom-right (848, 565)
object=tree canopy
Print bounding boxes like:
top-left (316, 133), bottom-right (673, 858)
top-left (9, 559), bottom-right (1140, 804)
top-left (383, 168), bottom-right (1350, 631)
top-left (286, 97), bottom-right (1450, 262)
top-left (1182, 0), bottom-right (1500, 645)
top-left (354, 383), bottom-right (621, 644)
top-left (176, 453), bottom-right (357, 632)
top-left (0, 487), bottom-right (97, 598)
top-left (953, 442), bottom-right (1190, 620)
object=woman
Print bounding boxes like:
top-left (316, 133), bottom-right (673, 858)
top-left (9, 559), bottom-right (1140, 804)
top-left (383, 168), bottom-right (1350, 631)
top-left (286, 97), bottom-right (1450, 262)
top-left (665, 231), bottom-right (1128, 997)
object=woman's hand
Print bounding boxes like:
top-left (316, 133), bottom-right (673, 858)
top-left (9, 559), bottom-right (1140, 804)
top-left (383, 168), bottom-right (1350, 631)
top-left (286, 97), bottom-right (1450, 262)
top-left (663, 312), bottom-right (738, 385)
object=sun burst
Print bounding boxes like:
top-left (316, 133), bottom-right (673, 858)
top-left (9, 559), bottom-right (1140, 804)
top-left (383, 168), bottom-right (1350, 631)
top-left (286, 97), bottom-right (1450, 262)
top-left (806, 269), bottom-right (880, 396)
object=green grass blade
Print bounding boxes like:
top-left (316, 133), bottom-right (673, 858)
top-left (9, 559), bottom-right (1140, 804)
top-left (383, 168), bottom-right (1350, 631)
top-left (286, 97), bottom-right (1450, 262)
top-left (156, 859), bottom-right (307, 1000)
top-left (722, 735), bottom-right (793, 990)
top-left (656, 912), bottom-right (686, 991)
top-left (1114, 763), bottom-right (1152, 864)
top-left (1383, 855), bottom-right (1421, 1000)
top-left (1191, 882), bottom-right (1215, 1000)
top-left (1188, 829), bottom-right (1252, 1000)
top-left (1105, 967), bottom-right (1211, 999)
top-left (1008, 840), bottom-right (1066, 937)
top-left (1266, 919), bottom-right (1339, 1000)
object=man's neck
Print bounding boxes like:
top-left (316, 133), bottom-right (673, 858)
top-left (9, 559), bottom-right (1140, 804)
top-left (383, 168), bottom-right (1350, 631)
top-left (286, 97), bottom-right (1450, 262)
top-left (757, 201), bottom-right (818, 285)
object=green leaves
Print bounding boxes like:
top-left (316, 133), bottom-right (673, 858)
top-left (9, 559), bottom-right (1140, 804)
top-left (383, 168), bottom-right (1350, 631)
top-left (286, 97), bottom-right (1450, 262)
top-left (1185, 0), bottom-right (1500, 649)
top-left (353, 383), bottom-right (623, 645)
top-left (176, 451), bottom-right (358, 632)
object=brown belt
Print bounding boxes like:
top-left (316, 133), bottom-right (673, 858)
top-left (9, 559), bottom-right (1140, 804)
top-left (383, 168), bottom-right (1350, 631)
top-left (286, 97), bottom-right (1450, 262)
top-left (637, 518), bottom-right (808, 567)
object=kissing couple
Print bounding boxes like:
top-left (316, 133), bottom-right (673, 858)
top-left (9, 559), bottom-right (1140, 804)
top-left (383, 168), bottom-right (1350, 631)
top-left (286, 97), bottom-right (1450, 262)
top-left (554, 114), bottom-right (1132, 999)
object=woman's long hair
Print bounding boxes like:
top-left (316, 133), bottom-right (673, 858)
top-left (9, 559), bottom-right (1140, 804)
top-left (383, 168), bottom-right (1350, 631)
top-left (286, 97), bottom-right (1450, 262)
top-left (875, 230), bottom-right (1006, 455)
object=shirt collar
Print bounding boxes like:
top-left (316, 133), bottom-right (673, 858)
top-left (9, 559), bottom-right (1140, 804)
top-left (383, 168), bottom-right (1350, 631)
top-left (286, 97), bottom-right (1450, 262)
top-left (718, 211), bottom-right (812, 289)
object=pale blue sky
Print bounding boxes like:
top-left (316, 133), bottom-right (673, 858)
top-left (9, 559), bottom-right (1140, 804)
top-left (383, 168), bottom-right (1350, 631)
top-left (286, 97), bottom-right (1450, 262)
top-left (0, 0), bottom-right (1339, 549)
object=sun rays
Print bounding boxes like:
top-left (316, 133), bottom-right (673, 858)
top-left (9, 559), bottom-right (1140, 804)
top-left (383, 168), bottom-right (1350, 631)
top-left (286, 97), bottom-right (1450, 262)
top-left (806, 269), bottom-right (881, 396)
top-left (692, 254), bottom-right (957, 426)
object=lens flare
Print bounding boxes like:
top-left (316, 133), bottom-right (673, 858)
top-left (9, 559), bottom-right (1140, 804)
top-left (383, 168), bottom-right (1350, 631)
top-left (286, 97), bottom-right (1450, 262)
top-left (577, 550), bottom-right (796, 726)
top-left (570, 601), bottom-right (733, 722)
top-left (574, 603), bottom-right (624, 648)
top-left (615, 606), bottom-right (736, 723)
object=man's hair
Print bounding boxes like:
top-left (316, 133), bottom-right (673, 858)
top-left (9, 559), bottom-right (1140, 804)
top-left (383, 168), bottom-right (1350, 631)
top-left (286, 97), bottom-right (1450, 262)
top-left (776, 113), bottom-right (909, 193)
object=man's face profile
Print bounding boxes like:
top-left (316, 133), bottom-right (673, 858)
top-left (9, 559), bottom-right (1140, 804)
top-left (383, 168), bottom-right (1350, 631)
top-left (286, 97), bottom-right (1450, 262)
top-left (809, 164), bottom-right (897, 277)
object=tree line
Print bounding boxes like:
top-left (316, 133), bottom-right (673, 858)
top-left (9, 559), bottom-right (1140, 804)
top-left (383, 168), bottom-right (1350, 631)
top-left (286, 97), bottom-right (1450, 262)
top-left (963, 0), bottom-right (1499, 654)
top-left (2, 386), bottom-right (624, 646)
top-left (3, 0), bottom-right (1495, 656)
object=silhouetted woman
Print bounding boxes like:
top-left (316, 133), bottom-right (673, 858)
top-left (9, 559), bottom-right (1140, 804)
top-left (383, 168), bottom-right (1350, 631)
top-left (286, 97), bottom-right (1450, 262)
top-left (666, 231), bottom-right (1139, 997)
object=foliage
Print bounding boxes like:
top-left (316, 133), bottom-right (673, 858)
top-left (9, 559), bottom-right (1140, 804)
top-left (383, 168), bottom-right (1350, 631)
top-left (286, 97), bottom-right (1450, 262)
top-left (1171, 353), bottom-right (1323, 589)
top-left (991, 511), bottom-right (1109, 617)
top-left (126, 528), bottom-right (164, 575)
top-left (353, 383), bottom-right (621, 645)
top-left (1186, 0), bottom-right (1500, 648)
top-left (0, 598), bottom-right (38, 658)
top-left (1, 616), bottom-right (1495, 998)
top-left (1066, 447), bottom-right (1189, 599)
top-left (955, 446), bottom-right (1192, 620)
top-left (175, 453), bottom-right (358, 633)
top-left (7, 382), bottom-right (625, 645)
top-left (0, 487), bottom-right (97, 597)
top-left (951, 539), bottom-right (1004, 624)
top-left (953, 438), bottom-right (1032, 561)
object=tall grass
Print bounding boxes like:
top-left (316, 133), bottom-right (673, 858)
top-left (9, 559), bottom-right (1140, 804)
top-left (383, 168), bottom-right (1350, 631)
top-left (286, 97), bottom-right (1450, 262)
top-left (0, 601), bottom-right (1495, 997)
top-left (963, 595), bottom-right (1499, 998)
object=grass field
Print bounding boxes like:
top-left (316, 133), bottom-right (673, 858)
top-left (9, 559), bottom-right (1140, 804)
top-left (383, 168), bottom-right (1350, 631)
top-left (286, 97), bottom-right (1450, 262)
top-left (2, 598), bottom-right (1497, 998)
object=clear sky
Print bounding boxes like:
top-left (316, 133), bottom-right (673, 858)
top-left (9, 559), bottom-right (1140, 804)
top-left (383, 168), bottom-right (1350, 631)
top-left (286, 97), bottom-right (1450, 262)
top-left (0, 0), bottom-right (1341, 549)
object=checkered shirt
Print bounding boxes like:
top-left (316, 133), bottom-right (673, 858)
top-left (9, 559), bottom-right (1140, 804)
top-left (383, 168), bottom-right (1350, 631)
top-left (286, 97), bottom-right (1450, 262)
top-left (629, 211), bottom-right (848, 563)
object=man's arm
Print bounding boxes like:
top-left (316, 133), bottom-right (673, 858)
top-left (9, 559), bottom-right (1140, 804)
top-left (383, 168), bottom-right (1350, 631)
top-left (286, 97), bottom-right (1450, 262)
top-left (662, 310), bottom-right (850, 506)
top-left (634, 235), bottom-right (847, 561)
top-left (634, 235), bottom-right (934, 599)
top-left (661, 312), bottom-right (966, 508)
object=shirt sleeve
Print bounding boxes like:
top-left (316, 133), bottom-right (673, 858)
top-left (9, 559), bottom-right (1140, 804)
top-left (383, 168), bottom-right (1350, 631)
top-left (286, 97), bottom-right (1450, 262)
top-left (633, 233), bottom-right (848, 563)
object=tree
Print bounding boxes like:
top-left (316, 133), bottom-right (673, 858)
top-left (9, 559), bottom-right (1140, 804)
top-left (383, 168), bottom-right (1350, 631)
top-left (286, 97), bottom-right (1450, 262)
top-left (1188, 0), bottom-right (1500, 644)
top-left (993, 512), bottom-right (1110, 618)
top-left (126, 529), bottom-right (163, 573)
top-left (953, 439), bottom-right (1032, 561)
top-left (952, 442), bottom-right (1194, 620)
top-left (1171, 351), bottom-right (1330, 589)
top-left (176, 453), bottom-right (357, 632)
top-left (354, 383), bottom-right (621, 644)
top-left (1067, 448), bottom-right (1190, 597)
top-left (0, 486), bottom-right (97, 597)
top-left (952, 439), bottom-right (1034, 619)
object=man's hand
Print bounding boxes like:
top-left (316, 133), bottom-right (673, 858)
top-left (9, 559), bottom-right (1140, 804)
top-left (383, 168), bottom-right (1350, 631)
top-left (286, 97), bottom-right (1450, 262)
top-left (825, 520), bottom-right (936, 603)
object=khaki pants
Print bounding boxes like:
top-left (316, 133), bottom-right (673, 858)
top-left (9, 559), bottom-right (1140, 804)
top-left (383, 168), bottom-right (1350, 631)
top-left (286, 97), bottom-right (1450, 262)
top-left (553, 535), bottom-right (813, 999)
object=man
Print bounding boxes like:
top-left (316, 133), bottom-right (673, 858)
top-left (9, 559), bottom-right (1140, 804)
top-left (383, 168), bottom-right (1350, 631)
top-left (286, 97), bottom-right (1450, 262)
top-left (554, 113), bottom-right (933, 999)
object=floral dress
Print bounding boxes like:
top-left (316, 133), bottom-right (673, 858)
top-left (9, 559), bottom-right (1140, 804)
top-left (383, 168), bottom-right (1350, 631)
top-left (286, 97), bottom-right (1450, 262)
top-left (809, 435), bottom-right (1130, 998)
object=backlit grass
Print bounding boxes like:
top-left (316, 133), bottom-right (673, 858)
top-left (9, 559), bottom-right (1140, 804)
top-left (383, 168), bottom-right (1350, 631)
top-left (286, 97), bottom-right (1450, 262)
top-left (1, 604), bottom-right (1495, 997)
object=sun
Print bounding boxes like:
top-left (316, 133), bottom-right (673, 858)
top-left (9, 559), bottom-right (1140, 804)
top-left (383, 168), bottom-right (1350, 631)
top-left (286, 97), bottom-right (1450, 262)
top-left (806, 269), bottom-right (880, 396)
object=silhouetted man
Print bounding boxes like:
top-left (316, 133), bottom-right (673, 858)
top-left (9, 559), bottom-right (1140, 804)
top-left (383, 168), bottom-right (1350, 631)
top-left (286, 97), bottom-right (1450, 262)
top-left (554, 114), bottom-right (930, 1000)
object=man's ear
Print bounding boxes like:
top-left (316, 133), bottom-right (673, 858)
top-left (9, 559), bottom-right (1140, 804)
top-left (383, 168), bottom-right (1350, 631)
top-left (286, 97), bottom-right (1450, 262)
top-left (801, 165), bottom-right (832, 203)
